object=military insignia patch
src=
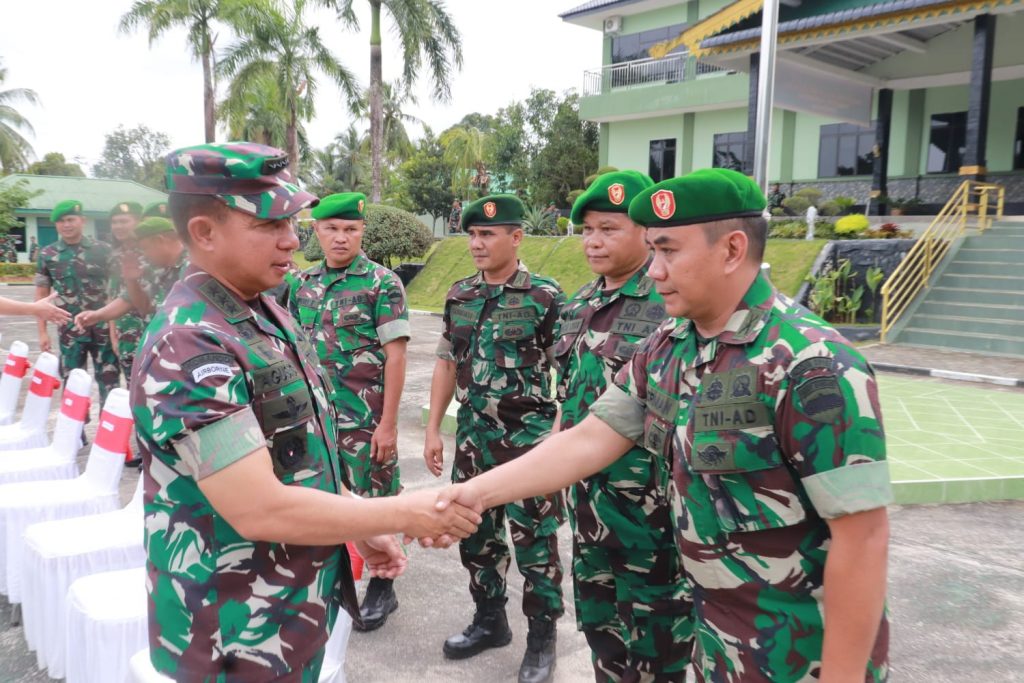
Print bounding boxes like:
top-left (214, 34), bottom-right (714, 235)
top-left (608, 183), bottom-right (626, 206)
top-left (692, 441), bottom-right (735, 472)
top-left (796, 375), bottom-right (845, 423)
top-left (119, 203), bottom-right (129, 212)
top-left (483, 201), bottom-right (498, 218)
top-left (182, 353), bottom-right (235, 383)
top-left (358, 199), bottom-right (365, 213)
top-left (704, 377), bottom-right (725, 402)
top-left (651, 190), bottom-right (675, 220)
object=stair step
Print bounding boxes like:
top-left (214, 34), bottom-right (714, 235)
top-left (944, 261), bottom-right (1022, 277)
top-left (906, 314), bottom-right (1024, 337)
top-left (936, 273), bottom-right (1024, 291)
top-left (899, 328), bottom-right (1024, 357)
top-left (986, 226), bottom-right (1024, 236)
top-left (955, 248), bottom-right (1024, 263)
top-left (966, 236), bottom-right (1024, 249)
top-left (916, 300), bottom-right (1024, 321)
top-left (927, 287), bottom-right (1024, 306)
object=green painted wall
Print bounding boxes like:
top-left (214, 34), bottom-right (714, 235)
top-left (619, 4), bottom-right (688, 36)
top-left (579, 72), bottom-right (748, 121)
top-left (607, 115), bottom-right (686, 177)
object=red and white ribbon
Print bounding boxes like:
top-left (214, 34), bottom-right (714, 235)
top-left (95, 411), bottom-right (134, 454)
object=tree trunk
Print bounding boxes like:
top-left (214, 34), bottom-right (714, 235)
top-left (202, 46), bottom-right (215, 143)
top-left (369, 1), bottom-right (384, 202)
top-left (287, 106), bottom-right (299, 178)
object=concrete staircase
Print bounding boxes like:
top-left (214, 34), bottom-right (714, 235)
top-left (898, 220), bottom-right (1024, 357)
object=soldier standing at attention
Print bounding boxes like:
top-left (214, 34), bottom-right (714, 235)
top-left (34, 200), bottom-right (119, 406)
top-left (105, 201), bottom-right (147, 388)
top-left (128, 216), bottom-right (189, 317)
top-left (556, 170), bottom-right (693, 682)
top-left (432, 169), bottom-right (892, 683)
top-left (424, 194), bottom-right (565, 683)
top-left (132, 142), bottom-right (481, 681)
top-left (289, 192), bottom-right (411, 632)
top-left (28, 236), bottom-right (39, 263)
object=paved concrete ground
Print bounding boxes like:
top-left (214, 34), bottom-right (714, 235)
top-left (862, 343), bottom-right (1024, 382)
top-left (1, 286), bottom-right (1023, 681)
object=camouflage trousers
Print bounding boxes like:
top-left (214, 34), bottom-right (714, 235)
top-left (114, 318), bottom-right (144, 385)
top-left (453, 446), bottom-right (564, 620)
top-left (574, 541), bottom-right (694, 683)
top-left (336, 427), bottom-right (401, 498)
top-left (57, 324), bottom-right (119, 407)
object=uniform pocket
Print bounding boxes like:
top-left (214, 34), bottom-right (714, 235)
top-left (332, 305), bottom-right (376, 352)
top-left (492, 321), bottom-right (540, 369)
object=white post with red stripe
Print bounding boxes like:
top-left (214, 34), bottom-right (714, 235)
top-left (82, 388), bottom-right (133, 494)
top-left (0, 352), bottom-right (60, 451)
top-left (0, 341), bottom-right (31, 425)
top-left (52, 369), bottom-right (92, 458)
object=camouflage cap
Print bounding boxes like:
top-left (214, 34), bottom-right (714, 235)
top-left (165, 142), bottom-right (318, 220)
top-left (142, 201), bottom-right (169, 218)
top-left (51, 199), bottom-right (83, 223)
top-left (136, 217), bottom-right (175, 239)
top-left (570, 170), bottom-right (654, 225)
top-left (109, 201), bottom-right (143, 219)
top-left (629, 168), bottom-right (766, 228)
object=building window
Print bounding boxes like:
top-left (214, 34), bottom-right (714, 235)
top-left (1014, 107), bottom-right (1024, 170)
top-left (712, 132), bottom-right (746, 171)
top-left (611, 23), bottom-right (687, 64)
top-left (927, 111), bottom-right (967, 174)
top-left (818, 122), bottom-right (876, 177)
top-left (649, 139), bottom-right (677, 183)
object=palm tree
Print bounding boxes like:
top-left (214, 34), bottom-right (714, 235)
top-left (119, 0), bottom-right (258, 143)
top-left (441, 126), bottom-right (489, 199)
top-left (356, 80), bottom-right (420, 165)
top-left (219, 0), bottom-right (359, 177)
top-left (333, 125), bottom-right (369, 191)
top-left (219, 68), bottom-right (294, 148)
top-left (325, 0), bottom-right (462, 202)
top-left (0, 58), bottom-right (39, 173)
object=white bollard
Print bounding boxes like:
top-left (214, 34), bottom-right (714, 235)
top-left (0, 352), bottom-right (61, 450)
top-left (53, 369), bottom-right (93, 456)
top-left (81, 388), bottom-right (133, 494)
top-left (0, 341), bottom-right (30, 425)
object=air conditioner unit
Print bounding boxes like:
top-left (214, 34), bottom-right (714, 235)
top-left (603, 16), bottom-right (623, 35)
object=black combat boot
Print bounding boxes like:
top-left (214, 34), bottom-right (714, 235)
top-left (518, 618), bottom-right (557, 683)
top-left (354, 577), bottom-right (398, 632)
top-left (443, 598), bottom-right (513, 659)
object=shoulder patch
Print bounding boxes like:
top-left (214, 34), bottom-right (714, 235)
top-left (795, 374), bottom-right (845, 423)
top-left (182, 353), bottom-right (236, 383)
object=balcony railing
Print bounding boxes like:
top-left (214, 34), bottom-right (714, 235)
top-left (582, 54), bottom-right (730, 97)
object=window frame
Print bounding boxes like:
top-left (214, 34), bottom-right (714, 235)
top-left (649, 138), bottom-right (677, 183)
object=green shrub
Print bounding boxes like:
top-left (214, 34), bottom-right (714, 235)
top-left (302, 204), bottom-right (435, 267)
top-left (834, 214), bottom-right (870, 237)
top-left (556, 216), bottom-right (570, 235)
top-left (768, 221), bottom-right (807, 239)
top-left (0, 263), bottom-right (35, 278)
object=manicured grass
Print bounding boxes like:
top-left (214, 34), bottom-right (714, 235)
top-left (406, 236), bottom-right (826, 312)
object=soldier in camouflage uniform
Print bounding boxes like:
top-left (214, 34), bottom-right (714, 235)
top-left (131, 215), bottom-right (189, 317)
top-left (104, 202), bottom-right (147, 384)
top-left (133, 141), bottom-right (478, 682)
top-left (556, 171), bottom-right (692, 682)
top-left (34, 199), bottom-right (119, 406)
top-left (289, 192), bottom-right (410, 633)
top-left (424, 194), bottom-right (565, 683)
top-left (434, 169), bottom-right (892, 683)
top-left (29, 236), bottom-right (39, 263)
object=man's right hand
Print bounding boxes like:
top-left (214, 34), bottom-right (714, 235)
top-left (74, 310), bottom-right (100, 332)
top-left (398, 488), bottom-right (480, 543)
top-left (32, 292), bottom-right (71, 325)
top-left (414, 483), bottom-right (486, 548)
top-left (423, 430), bottom-right (444, 477)
top-left (39, 334), bottom-right (51, 354)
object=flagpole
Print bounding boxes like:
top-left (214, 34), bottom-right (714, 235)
top-left (753, 0), bottom-right (780, 193)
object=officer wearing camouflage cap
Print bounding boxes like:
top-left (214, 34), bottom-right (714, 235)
top-left (424, 194), bottom-right (565, 683)
top-left (289, 192), bottom-right (411, 632)
top-left (34, 199), bottom-right (119, 407)
top-left (556, 170), bottom-right (693, 681)
top-left (131, 142), bottom-right (481, 681)
top-left (431, 168), bottom-right (892, 683)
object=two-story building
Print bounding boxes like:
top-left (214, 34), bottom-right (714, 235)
top-left (561, 0), bottom-right (1024, 212)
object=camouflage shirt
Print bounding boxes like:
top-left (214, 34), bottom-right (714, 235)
top-left (108, 244), bottom-right (147, 336)
top-left (129, 250), bottom-right (190, 322)
top-left (554, 262), bottom-right (674, 549)
top-left (132, 266), bottom-right (356, 681)
top-left (288, 253), bottom-right (411, 430)
top-left (592, 273), bottom-right (891, 682)
top-left (437, 262), bottom-right (564, 464)
top-left (34, 236), bottom-right (111, 328)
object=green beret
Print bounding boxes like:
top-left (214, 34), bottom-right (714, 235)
top-left (142, 201), bottom-right (169, 218)
top-left (570, 170), bottom-right (654, 225)
top-left (109, 201), bottom-right (143, 219)
top-left (51, 199), bottom-right (83, 223)
top-left (312, 192), bottom-right (366, 220)
top-left (461, 194), bottom-right (525, 230)
top-left (628, 168), bottom-right (767, 228)
top-left (135, 217), bottom-right (175, 239)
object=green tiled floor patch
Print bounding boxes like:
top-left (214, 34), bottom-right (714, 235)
top-left (421, 375), bottom-right (1024, 505)
top-left (879, 375), bottom-right (1024, 503)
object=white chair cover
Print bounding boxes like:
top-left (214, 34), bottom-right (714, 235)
top-left (65, 566), bottom-right (148, 683)
top-left (0, 368), bottom-right (92, 486)
top-left (0, 351), bottom-right (60, 450)
top-left (124, 613), bottom-right (352, 683)
top-left (22, 478), bottom-right (145, 678)
top-left (0, 341), bottom-right (30, 425)
top-left (0, 387), bottom-right (131, 602)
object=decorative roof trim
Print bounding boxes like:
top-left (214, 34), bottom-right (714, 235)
top-left (650, 0), bottom-right (762, 59)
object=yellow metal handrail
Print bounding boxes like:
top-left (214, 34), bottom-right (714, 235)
top-left (880, 180), bottom-right (1005, 342)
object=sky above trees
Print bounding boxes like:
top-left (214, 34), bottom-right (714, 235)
top-left (0, 1), bottom-right (598, 170)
